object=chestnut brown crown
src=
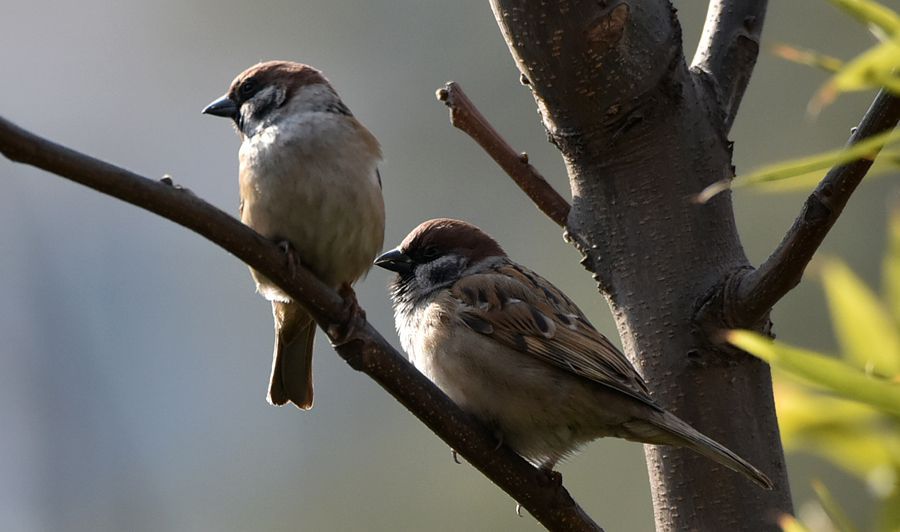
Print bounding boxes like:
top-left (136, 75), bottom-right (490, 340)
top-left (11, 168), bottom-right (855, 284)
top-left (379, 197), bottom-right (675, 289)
top-left (401, 219), bottom-right (505, 262)
top-left (226, 61), bottom-right (330, 107)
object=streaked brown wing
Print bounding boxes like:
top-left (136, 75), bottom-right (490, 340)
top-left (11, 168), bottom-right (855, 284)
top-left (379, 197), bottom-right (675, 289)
top-left (450, 260), bottom-right (659, 410)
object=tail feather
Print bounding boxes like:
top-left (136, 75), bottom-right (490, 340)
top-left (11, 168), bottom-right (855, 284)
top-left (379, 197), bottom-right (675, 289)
top-left (268, 300), bottom-right (316, 409)
top-left (647, 412), bottom-right (774, 490)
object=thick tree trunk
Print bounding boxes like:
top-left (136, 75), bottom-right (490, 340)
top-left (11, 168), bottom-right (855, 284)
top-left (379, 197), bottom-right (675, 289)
top-left (489, 1), bottom-right (793, 529)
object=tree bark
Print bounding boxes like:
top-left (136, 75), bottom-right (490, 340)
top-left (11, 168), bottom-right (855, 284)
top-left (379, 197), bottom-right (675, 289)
top-left (489, 1), bottom-right (792, 529)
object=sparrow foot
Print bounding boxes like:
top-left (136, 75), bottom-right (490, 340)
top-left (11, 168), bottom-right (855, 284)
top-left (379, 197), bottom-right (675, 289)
top-left (451, 449), bottom-right (461, 464)
top-left (276, 240), bottom-right (303, 277)
top-left (327, 283), bottom-right (366, 346)
top-left (159, 174), bottom-right (195, 195)
top-left (537, 467), bottom-right (563, 488)
top-left (493, 429), bottom-right (504, 452)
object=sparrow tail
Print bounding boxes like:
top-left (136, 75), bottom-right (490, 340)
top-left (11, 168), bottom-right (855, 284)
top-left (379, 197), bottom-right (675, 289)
top-left (268, 300), bottom-right (316, 409)
top-left (647, 412), bottom-right (774, 490)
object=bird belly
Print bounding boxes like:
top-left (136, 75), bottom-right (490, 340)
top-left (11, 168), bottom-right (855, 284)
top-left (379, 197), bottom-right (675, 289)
top-left (238, 131), bottom-right (384, 299)
top-left (406, 307), bottom-right (627, 467)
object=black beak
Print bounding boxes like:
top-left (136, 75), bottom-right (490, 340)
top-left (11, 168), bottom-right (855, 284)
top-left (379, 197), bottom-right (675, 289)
top-left (202, 94), bottom-right (238, 119)
top-left (374, 248), bottom-right (413, 275)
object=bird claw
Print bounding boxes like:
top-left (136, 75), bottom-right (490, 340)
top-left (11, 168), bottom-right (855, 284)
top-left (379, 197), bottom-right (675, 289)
top-left (493, 430), bottom-right (504, 451)
top-left (159, 174), bottom-right (195, 195)
top-left (451, 449), bottom-right (461, 464)
top-left (276, 240), bottom-right (302, 278)
top-left (515, 503), bottom-right (523, 517)
top-left (328, 284), bottom-right (366, 346)
top-left (537, 468), bottom-right (563, 488)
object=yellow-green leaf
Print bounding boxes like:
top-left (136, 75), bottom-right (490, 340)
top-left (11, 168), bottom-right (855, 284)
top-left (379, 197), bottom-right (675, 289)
top-left (822, 259), bottom-right (900, 376)
top-left (779, 514), bottom-right (813, 532)
top-left (775, 381), bottom-right (886, 434)
top-left (775, 384), bottom-right (900, 478)
top-left (728, 331), bottom-right (900, 415)
top-left (828, 0), bottom-right (900, 35)
top-left (885, 207), bottom-right (900, 323)
top-left (812, 37), bottom-right (900, 112)
top-left (695, 129), bottom-right (900, 202)
top-left (755, 152), bottom-right (900, 193)
top-left (772, 43), bottom-right (844, 73)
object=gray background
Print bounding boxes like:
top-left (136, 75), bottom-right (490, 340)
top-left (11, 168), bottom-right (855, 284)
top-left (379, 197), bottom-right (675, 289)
top-left (1, 1), bottom-right (895, 530)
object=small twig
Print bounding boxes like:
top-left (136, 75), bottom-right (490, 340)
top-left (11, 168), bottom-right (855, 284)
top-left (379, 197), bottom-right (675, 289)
top-left (735, 90), bottom-right (900, 325)
top-left (436, 81), bottom-right (570, 227)
top-left (0, 115), bottom-right (602, 532)
top-left (691, 0), bottom-right (768, 132)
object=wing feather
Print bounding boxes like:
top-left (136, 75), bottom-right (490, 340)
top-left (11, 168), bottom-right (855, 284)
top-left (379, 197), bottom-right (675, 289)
top-left (450, 260), bottom-right (659, 410)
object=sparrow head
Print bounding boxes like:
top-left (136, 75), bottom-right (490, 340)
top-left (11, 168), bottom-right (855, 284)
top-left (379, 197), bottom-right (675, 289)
top-left (376, 218), bottom-right (505, 301)
top-left (202, 60), bottom-right (349, 137)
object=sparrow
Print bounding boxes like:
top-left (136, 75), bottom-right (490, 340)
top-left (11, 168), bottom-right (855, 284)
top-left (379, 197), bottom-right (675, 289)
top-left (375, 218), bottom-right (772, 489)
top-left (203, 61), bottom-right (384, 409)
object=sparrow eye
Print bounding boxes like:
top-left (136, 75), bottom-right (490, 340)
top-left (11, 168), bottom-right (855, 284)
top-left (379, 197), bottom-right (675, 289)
top-left (239, 79), bottom-right (257, 98)
top-left (422, 245), bottom-right (440, 260)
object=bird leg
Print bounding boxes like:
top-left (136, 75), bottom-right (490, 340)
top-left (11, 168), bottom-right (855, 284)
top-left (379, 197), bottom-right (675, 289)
top-left (276, 240), bottom-right (302, 277)
top-left (537, 466), bottom-right (563, 488)
top-left (327, 283), bottom-right (366, 346)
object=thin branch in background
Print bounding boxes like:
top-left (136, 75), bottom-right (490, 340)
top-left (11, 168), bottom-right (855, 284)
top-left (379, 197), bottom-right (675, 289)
top-left (0, 115), bottom-right (603, 532)
top-left (436, 81), bottom-right (571, 228)
top-left (691, 0), bottom-right (769, 132)
top-left (735, 90), bottom-right (900, 326)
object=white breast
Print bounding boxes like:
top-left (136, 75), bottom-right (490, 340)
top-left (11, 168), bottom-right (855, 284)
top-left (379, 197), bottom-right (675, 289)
top-left (238, 95), bottom-right (384, 299)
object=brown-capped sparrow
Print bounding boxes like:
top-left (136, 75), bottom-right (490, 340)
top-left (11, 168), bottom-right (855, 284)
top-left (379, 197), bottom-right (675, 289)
top-left (375, 219), bottom-right (772, 489)
top-left (204, 61), bottom-right (384, 409)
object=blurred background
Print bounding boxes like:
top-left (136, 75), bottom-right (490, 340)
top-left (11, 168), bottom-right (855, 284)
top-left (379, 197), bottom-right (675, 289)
top-left (1, 1), bottom-right (896, 530)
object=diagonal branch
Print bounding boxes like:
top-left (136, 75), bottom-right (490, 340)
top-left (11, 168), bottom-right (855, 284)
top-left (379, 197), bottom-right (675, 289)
top-left (436, 82), bottom-right (570, 227)
top-left (734, 90), bottom-right (900, 326)
top-left (0, 115), bottom-right (602, 532)
top-left (691, 0), bottom-right (768, 132)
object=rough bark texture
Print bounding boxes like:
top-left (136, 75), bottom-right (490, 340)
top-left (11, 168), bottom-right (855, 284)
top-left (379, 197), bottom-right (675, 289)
top-left (489, 1), bottom-right (791, 530)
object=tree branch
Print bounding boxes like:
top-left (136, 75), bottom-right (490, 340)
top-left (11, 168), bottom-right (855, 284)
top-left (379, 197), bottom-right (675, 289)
top-left (436, 82), bottom-right (570, 227)
top-left (735, 89), bottom-right (900, 326)
top-left (691, 0), bottom-right (768, 132)
top-left (0, 115), bottom-right (602, 532)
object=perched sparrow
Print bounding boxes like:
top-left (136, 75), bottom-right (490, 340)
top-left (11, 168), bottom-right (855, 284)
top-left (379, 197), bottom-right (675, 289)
top-left (203, 61), bottom-right (384, 409)
top-left (375, 219), bottom-right (772, 489)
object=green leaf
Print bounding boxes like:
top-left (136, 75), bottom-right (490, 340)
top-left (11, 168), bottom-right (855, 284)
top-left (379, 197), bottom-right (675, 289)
top-left (772, 43), bottom-right (844, 73)
top-left (812, 37), bottom-right (900, 112)
top-left (828, 0), bottom-right (900, 35)
top-left (822, 259), bottom-right (900, 376)
top-left (754, 153), bottom-right (900, 192)
top-left (885, 207), bottom-right (900, 324)
top-left (775, 384), bottom-right (900, 480)
top-left (812, 479), bottom-right (860, 532)
top-left (695, 129), bottom-right (900, 203)
top-left (729, 331), bottom-right (900, 415)
top-left (775, 382), bottom-right (887, 436)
